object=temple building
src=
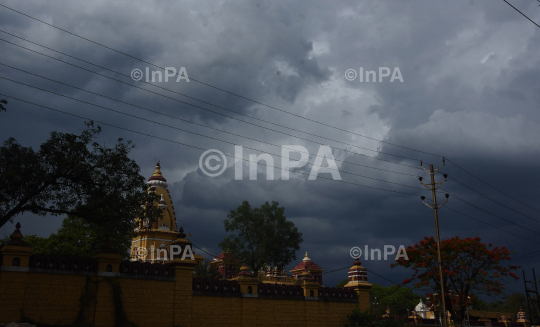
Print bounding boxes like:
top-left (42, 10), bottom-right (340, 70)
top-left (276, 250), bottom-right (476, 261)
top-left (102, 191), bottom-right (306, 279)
top-left (415, 299), bottom-right (432, 319)
top-left (210, 252), bottom-right (242, 279)
top-left (256, 252), bottom-right (324, 285)
top-left (290, 252), bottom-right (323, 285)
top-left (130, 162), bottom-right (182, 262)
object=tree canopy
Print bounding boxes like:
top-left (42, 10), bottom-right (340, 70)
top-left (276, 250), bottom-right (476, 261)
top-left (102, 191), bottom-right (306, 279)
top-left (337, 281), bottom-right (422, 318)
top-left (473, 293), bottom-right (529, 320)
top-left (219, 200), bottom-right (303, 275)
top-left (0, 215), bottom-right (134, 259)
top-left (0, 122), bottom-right (163, 236)
top-left (390, 236), bottom-right (519, 321)
top-left (369, 284), bottom-right (423, 318)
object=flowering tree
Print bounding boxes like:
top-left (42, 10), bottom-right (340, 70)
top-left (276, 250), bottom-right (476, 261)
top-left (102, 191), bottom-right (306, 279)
top-left (390, 236), bottom-right (519, 322)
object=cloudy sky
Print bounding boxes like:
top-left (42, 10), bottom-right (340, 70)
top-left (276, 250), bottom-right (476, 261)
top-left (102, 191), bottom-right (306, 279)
top-left (1, 0), bottom-right (540, 295)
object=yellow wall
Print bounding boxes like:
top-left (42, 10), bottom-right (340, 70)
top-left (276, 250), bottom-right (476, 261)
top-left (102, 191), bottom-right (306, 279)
top-left (0, 267), bottom-right (360, 327)
top-left (191, 296), bottom-right (357, 327)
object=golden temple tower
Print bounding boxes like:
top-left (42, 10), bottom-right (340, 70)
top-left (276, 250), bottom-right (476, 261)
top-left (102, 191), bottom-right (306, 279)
top-left (130, 162), bottom-right (179, 262)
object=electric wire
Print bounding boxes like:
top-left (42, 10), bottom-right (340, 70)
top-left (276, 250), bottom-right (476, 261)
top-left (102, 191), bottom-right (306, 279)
top-left (4, 72), bottom-right (540, 244)
top-left (0, 62), bottom-right (418, 179)
top-left (441, 206), bottom-right (537, 243)
top-left (0, 93), bottom-right (426, 198)
top-left (0, 35), bottom-right (424, 172)
top-left (448, 193), bottom-right (540, 234)
top-left (0, 3), bottom-right (444, 158)
top-left (0, 31), bottom-right (426, 166)
top-left (503, 0), bottom-right (540, 29)
top-left (445, 158), bottom-right (540, 213)
top-left (321, 266), bottom-right (350, 275)
top-left (8, 72), bottom-right (540, 237)
top-left (4, 2), bottom-right (540, 230)
top-left (439, 175), bottom-right (540, 224)
top-left (191, 243), bottom-right (218, 261)
top-left (512, 251), bottom-right (540, 262)
top-left (5, 29), bottom-right (540, 228)
top-left (1, 2), bottom-right (537, 296)
top-left (0, 77), bottom-right (427, 191)
top-left (3, 6), bottom-right (540, 250)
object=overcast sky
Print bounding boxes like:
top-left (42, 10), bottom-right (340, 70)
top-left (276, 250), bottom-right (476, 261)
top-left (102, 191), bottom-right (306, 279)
top-left (1, 0), bottom-right (540, 295)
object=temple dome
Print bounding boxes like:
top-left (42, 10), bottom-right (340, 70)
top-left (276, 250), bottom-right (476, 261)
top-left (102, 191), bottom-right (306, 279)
top-left (147, 162), bottom-right (168, 188)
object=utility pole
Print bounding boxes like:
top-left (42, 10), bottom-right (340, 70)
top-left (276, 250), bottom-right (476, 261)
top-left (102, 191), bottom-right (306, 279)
top-left (420, 160), bottom-right (449, 327)
top-left (523, 269), bottom-right (540, 325)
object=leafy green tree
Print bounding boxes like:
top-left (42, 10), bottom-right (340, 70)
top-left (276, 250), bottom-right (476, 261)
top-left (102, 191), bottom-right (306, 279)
top-left (370, 284), bottom-right (422, 317)
top-left (0, 234), bottom-right (11, 249)
top-left (219, 200), bottom-right (303, 275)
top-left (0, 99), bottom-right (6, 112)
top-left (337, 281), bottom-right (423, 317)
top-left (473, 293), bottom-right (529, 320)
top-left (193, 259), bottom-right (221, 279)
top-left (0, 122), bottom-right (163, 241)
top-left (0, 216), bottom-right (134, 259)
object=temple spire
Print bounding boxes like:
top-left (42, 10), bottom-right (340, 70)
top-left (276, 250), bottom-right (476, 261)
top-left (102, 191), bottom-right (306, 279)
top-left (147, 162), bottom-right (168, 189)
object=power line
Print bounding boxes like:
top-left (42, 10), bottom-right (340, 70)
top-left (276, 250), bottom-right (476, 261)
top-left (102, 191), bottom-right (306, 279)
top-left (0, 77), bottom-right (427, 192)
top-left (0, 62), bottom-right (418, 179)
top-left (441, 206), bottom-right (537, 243)
top-left (3, 8), bottom-right (540, 243)
top-left (0, 34), bottom-right (425, 171)
top-left (0, 93), bottom-right (426, 198)
top-left (5, 64), bottom-right (540, 254)
top-left (364, 267), bottom-right (425, 294)
top-left (6, 27), bottom-right (540, 225)
top-left (0, 30), bottom-right (426, 164)
top-left (446, 158), bottom-right (540, 213)
top-left (503, 0), bottom-right (540, 29)
top-left (322, 266), bottom-right (350, 275)
top-left (5, 62), bottom-right (539, 247)
top-left (512, 251), bottom-right (540, 262)
top-left (11, 73), bottom-right (540, 236)
top-left (6, 70), bottom-right (540, 244)
top-left (440, 175), bottom-right (540, 224)
top-left (0, 3), bottom-right (443, 158)
top-left (448, 192), bottom-right (540, 235)
top-left (16, 88), bottom-right (537, 257)
top-left (191, 243), bottom-right (218, 260)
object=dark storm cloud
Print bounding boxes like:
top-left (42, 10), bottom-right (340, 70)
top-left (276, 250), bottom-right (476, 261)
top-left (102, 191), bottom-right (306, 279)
top-left (1, 0), bottom-right (539, 289)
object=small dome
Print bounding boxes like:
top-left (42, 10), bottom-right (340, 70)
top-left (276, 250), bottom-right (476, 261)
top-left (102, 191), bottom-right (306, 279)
top-left (415, 299), bottom-right (428, 312)
top-left (158, 194), bottom-right (168, 209)
top-left (147, 162), bottom-right (168, 188)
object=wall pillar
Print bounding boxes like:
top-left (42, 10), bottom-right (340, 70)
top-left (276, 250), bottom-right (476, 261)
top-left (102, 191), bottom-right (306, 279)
top-left (1, 222), bottom-right (33, 268)
top-left (295, 269), bottom-right (320, 297)
top-left (517, 307), bottom-right (530, 327)
top-left (479, 312), bottom-right (492, 327)
top-left (92, 245), bottom-right (123, 273)
top-left (166, 227), bottom-right (200, 327)
top-left (232, 258), bottom-right (259, 295)
top-left (343, 257), bottom-right (372, 311)
top-left (0, 223), bottom-right (32, 323)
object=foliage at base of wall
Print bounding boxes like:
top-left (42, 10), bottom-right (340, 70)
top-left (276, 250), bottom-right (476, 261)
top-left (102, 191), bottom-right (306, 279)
top-left (14, 277), bottom-right (139, 327)
top-left (108, 279), bottom-right (139, 327)
top-left (0, 216), bottom-right (133, 260)
top-left (336, 282), bottom-right (422, 318)
top-left (344, 308), bottom-right (409, 327)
